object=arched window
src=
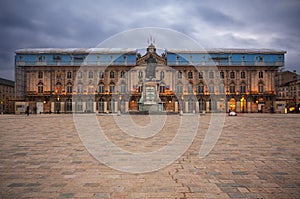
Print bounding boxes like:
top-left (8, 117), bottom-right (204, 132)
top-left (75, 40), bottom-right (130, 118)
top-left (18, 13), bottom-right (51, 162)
top-left (110, 71), bottom-right (115, 78)
top-left (77, 71), bottom-right (82, 79)
top-left (77, 84), bottom-right (83, 93)
top-left (67, 82), bottom-right (72, 93)
top-left (98, 82), bottom-right (104, 93)
top-left (160, 71), bottom-right (165, 79)
top-left (160, 84), bottom-right (165, 93)
top-left (198, 83), bottom-right (204, 93)
top-left (55, 82), bottom-right (62, 93)
top-left (230, 71), bottom-right (235, 79)
top-left (138, 70), bottom-right (143, 78)
top-left (98, 99), bottom-right (104, 112)
top-left (176, 83), bottom-right (183, 93)
top-left (258, 82), bottom-right (264, 93)
top-left (241, 71), bottom-right (246, 79)
top-left (199, 72), bottom-right (203, 79)
top-left (38, 82), bottom-right (43, 93)
top-left (240, 82), bottom-right (246, 93)
top-left (38, 71), bottom-right (43, 79)
top-left (88, 71), bottom-right (94, 79)
top-left (178, 71), bottom-right (182, 79)
top-left (66, 99), bottom-right (72, 112)
top-left (120, 71), bottom-right (125, 78)
top-left (188, 83), bottom-right (193, 93)
top-left (99, 71), bottom-right (104, 78)
top-left (109, 82), bottom-right (115, 93)
top-left (220, 71), bottom-right (224, 79)
top-left (188, 71), bottom-right (193, 79)
top-left (67, 71), bottom-right (72, 79)
top-left (219, 83), bottom-right (225, 93)
top-left (120, 83), bottom-right (126, 93)
top-left (230, 84), bottom-right (235, 93)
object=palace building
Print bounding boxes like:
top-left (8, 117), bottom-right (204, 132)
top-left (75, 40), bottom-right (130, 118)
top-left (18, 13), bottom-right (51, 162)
top-left (15, 44), bottom-right (285, 114)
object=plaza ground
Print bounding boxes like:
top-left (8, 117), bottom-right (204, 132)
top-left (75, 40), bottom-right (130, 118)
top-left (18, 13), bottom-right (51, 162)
top-left (0, 113), bottom-right (299, 198)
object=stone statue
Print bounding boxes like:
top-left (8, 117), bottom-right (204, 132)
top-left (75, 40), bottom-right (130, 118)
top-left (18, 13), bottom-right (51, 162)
top-left (145, 55), bottom-right (157, 79)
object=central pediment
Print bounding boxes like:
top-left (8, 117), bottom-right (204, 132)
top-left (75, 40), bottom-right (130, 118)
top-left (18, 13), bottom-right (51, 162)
top-left (136, 44), bottom-right (167, 66)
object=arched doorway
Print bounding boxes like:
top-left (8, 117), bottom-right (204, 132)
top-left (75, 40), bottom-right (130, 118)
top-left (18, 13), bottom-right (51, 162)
top-left (229, 98), bottom-right (236, 111)
top-left (240, 96), bottom-right (246, 113)
top-left (98, 99), bottom-right (104, 113)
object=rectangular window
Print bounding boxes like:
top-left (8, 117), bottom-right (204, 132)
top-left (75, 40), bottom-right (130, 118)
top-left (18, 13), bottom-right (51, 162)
top-left (230, 85), bottom-right (235, 93)
top-left (258, 85), bottom-right (264, 93)
top-left (199, 72), bottom-right (203, 79)
top-left (99, 85), bottom-right (104, 93)
top-left (67, 86), bottom-right (72, 93)
top-left (230, 71), bottom-right (235, 79)
top-left (240, 85), bottom-right (246, 93)
top-left (109, 85), bottom-right (115, 93)
top-left (38, 86), bottom-right (43, 93)
top-left (259, 71), bottom-right (263, 78)
top-left (209, 85), bottom-right (214, 93)
top-left (241, 71), bottom-right (245, 79)
top-left (176, 85), bottom-right (183, 93)
top-left (67, 71), bottom-right (72, 79)
top-left (209, 71), bottom-right (214, 79)
top-left (219, 85), bottom-right (225, 93)
top-left (198, 85), bottom-right (204, 93)
top-left (38, 71), bottom-right (43, 79)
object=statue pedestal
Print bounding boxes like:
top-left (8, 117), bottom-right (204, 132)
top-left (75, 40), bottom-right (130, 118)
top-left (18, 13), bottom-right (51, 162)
top-left (139, 80), bottom-right (163, 112)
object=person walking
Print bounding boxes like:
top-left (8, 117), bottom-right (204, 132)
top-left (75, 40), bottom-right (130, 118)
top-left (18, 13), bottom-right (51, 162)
top-left (26, 106), bottom-right (29, 116)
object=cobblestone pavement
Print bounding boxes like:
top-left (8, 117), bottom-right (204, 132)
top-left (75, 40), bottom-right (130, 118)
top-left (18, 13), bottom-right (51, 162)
top-left (0, 113), bottom-right (299, 198)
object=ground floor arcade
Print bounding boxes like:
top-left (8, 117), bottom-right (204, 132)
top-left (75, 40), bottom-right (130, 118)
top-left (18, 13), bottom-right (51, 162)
top-left (16, 94), bottom-right (276, 114)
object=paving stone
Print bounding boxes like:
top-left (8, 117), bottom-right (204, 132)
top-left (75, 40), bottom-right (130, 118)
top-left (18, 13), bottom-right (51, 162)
top-left (0, 114), bottom-right (299, 198)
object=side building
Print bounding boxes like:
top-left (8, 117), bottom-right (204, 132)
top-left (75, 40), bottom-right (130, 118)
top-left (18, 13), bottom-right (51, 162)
top-left (0, 78), bottom-right (15, 114)
top-left (275, 70), bottom-right (300, 113)
top-left (15, 45), bottom-right (285, 114)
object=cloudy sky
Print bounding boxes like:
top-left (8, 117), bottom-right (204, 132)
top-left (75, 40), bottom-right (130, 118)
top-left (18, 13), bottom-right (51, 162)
top-left (0, 0), bottom-right (299, 80)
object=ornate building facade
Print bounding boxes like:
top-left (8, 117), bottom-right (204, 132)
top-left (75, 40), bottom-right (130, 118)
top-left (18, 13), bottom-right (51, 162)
top-left (15, 44), bottom-right (285, 114)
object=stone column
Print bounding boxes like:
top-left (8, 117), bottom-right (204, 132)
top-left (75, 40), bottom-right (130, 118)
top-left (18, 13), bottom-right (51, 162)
top-left (104, 102), bottom-right (107, 113)
top-left (206, 101), bottom-right (210, 112)
top-left (174, 101), bottom-right (178, 112)
top-left (185, 101), bottom-right (188, 113)
top-left (60, 102), bottom-right (65, 113)
top-left (51, 102), bottom-right (55, 113)
top-left (72, 102), bottom-right (76, 113)
top-left (247, 101), bottom-right (251, 113)
top-left (125, 101), bottom-right (129, 112)
top-left (93, 102), bottom-right (97, 113)
top-left (236, 101), bottom-right (241, 112)
top-left (82, 102), bottom-right (86, 112)
top-left (114, 101), bottom-right (118, 113)
top-left (195, 101), bottom-right (199, 113)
